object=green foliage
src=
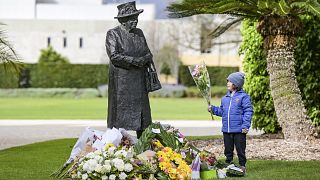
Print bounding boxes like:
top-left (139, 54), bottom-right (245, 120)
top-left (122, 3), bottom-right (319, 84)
top-left (0, 64), bottom-right (19, 88)
top-left (29, 64), bottom-right (108, 88)
top-left (38, 46), bottom-right (69, 64)
top-left (178, 65), bottom-right (239, 87)
top-left (240, 16), bottom-right (320, 132)
top-left (0, 23), bottom-right (22, 73)
top-left (0, 88), bottom-right (99, 98)
top-left (295, 15), bottom-right (320, 126)
top-left (160, 62), bottom-right (171, 76)
top-left (0, 64), bottom-right (108, 88)
top-left (239, 19), bottom-right (280, 133)
top-left (167, 0), bottom-right (320, 39)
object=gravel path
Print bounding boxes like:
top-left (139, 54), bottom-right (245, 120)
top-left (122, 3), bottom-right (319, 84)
top-left (192, 135), bottom-right (320, 161)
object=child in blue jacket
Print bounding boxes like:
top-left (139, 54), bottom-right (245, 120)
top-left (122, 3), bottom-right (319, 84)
top-left (209, 72), bottom-right (253, 173)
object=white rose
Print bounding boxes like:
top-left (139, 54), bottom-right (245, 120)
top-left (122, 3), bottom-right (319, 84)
top-left (94, 164), bottom-right (103, 173)
top-left (124, 163), bottom-right (133, 172)
top-left (108, 147), bottom-right (116, 155)
top-left (103, 164), bottom-right (112, 173)
top-left (109, 174), bottom-right (116, 180)
top-left (104, 160), bottom-right (111, 165)
top-left (94, 155), bottom-right (103, 164)
top-left (112, 158), bottom-right (125, 171)
top-left (87, 159), bottom-right (98, 172)
top-left (101, 175), bottom-right (108, 180)
top-left (82, 162), bottom-right (89, 172)
top-left (82, 173), bottom-right (88, 180)
top-left (119, 172), bottom-right (127, 180)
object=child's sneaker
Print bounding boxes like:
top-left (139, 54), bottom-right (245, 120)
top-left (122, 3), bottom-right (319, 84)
top-left (239, 166), bottom-right (246, 175)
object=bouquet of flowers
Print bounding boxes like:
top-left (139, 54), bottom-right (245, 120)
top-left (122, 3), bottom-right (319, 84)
top-left (69, 144), bottom-right (136, 180)
top-left (189, 62), bottom-right (214, 119)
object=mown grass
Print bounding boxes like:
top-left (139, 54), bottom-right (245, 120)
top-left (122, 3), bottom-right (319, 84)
top-left (0, 97), bottom-right (221, 120)
top-left (0, 139), bottom-right (319, 180)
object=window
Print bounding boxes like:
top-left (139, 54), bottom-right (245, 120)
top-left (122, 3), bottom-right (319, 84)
top-left (63, 37), bottom-right (67, 48)
top-left (47, 37), bottom-right (51, 47)
top-left (79, 37), bottom-right (83, 48)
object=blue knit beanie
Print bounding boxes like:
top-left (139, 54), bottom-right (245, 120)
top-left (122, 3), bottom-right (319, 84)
top-left (227, 72), bottom-right (245, 89)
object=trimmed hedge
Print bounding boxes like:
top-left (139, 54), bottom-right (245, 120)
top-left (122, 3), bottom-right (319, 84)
top-left (0, 88), bottom-right (99, 98)
top-left (178, 65), bottom-right (239, 87)
top-left (1, 64), bottom-right (237, 89)
top-left (0, 67), bottom-right (19, 88)
top-left (0, 64), bottom-right (109, 88)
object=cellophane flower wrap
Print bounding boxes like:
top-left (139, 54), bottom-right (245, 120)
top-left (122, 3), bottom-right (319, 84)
top-left (189, 62), bottom-right (214, 119)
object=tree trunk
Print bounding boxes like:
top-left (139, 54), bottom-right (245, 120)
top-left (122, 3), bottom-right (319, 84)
top-left (257, 15), bottom-right (314, 141)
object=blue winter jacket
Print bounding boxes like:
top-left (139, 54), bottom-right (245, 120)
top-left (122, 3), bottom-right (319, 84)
top-left (212, 90), bottom-right (253, 133)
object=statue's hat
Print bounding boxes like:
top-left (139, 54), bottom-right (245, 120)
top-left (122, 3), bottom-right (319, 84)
top-left (114, 1), bottom-right (143, 19)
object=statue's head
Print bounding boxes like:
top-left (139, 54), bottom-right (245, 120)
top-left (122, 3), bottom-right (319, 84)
top-left (115, 1), bottom-right (143, 19)
top-left (115, 1), bottom-right (143, 30)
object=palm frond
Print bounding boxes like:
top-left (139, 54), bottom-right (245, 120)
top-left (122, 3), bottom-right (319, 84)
top-left (291, 0), bottom-right (320, 17)
top-left (167, 0), bottom-right (261, 18)
top-left (0, 24), bottom-right (22, 73)
top-left (208, 16), bottom-right (244, 38)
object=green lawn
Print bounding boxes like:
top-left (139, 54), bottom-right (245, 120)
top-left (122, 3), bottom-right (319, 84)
top-left (0, 97), bottom-right (221, 120)
top-left (0, 139), bottom-right (319, 180)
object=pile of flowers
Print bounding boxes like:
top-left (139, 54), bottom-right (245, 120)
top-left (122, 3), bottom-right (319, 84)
top-left (52, 123), bottom-right (223, 179)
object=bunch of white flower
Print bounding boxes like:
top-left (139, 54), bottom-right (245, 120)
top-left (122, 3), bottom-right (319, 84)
top-left (75, 144), bottom-right (135, 180)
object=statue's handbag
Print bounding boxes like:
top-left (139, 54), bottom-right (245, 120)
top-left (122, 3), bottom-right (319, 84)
top-left (146, 61), bottom-right (162, 92)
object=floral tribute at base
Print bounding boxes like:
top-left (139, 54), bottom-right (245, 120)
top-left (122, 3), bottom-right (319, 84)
top-left (51, 123), bottom-right (244, 179)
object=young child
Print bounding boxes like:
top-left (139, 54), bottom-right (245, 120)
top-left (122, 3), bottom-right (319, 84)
top-left (208, 72), bottom-right (253, 173)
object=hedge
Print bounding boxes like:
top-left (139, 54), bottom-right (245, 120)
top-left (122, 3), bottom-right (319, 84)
top-left (178, 65), bottom-right (239, 87)
top-left (1, 64), bottom-right (238, 89)
top-left (0, 64), bottom-right (109, 88)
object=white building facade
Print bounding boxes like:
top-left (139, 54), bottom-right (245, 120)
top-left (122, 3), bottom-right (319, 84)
top-left (0, 0), bottom-right (242, 68)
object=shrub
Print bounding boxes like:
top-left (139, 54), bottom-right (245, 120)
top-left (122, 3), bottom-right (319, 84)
top-left (0, 88), bottom-right (99, 98)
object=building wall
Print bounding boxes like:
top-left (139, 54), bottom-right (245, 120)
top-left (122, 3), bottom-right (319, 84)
top-left (0, 0), bottom-right (36, 19)
top-left (0, 0), bottom-right (155, 21)
top-left (1, 18), bottom-right (242, 68)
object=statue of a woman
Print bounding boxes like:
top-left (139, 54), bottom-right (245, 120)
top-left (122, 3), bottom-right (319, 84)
top-left (105, 1), bottom-right (153, 138)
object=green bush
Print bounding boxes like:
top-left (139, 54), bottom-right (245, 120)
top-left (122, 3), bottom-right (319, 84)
top-left (0, 65), bottom-right (19, 88)
top-left (178, 65), bottom-right (239, 87)
top-left (295, 16), bottom-right (320, 126)
top-left (38, 46), bottom-right (69, 64)
top-left (29, 64), bottom-right (108, 88)
top-left (0, 88), bottom-right (99, 98)
top-left (239, 16), bottom-right (320, 133)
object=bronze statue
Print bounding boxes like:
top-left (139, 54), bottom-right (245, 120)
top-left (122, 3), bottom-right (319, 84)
top-left (105, 1), bottom-right (154, 138)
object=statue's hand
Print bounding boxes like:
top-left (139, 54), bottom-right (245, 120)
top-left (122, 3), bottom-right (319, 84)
top-left (132, 57), bottom-right (145, 67)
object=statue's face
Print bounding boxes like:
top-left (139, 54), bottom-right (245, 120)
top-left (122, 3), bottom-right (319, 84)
top-left (122, 15), bottom-right (138, 30)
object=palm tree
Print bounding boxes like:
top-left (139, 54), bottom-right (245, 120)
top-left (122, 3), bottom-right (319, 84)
top-left (0, 23), bottom-right (21, 73)
top-left (167, 0), bottom-right (320, 141)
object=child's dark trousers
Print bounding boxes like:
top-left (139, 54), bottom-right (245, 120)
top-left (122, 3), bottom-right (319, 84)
top-left (223, 132), bottom-right (247, 167)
